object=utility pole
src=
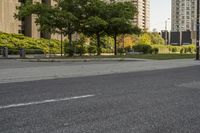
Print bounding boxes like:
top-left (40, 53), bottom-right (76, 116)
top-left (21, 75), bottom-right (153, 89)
top-left (196, 0), bottom-right (200, 60)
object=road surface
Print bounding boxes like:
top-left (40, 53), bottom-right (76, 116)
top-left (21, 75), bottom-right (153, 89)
top-left (0, 65), bottom-right (200, 133)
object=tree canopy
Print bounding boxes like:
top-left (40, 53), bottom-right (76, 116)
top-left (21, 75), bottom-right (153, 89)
top-left (15, 0), bottom-right (140, 56)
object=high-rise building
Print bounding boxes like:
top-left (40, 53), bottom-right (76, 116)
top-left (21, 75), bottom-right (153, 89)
top-left (105, 0), bottom-right (150, 30)
top-left (0, 0), bottom-right (21, 35)
top-left (171, 0), bottom-right (197, 31)
top-left (0, 0), bottom-right (56, 39)
top-left (132, 0), bottom-right (150, 30)
top-left (0, 0), bottom-right (40, 38)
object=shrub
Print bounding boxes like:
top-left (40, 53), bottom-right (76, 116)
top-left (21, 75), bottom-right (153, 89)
top-left (154, 48), bottom-right (159, 54)
top-left (88, 45), bottom-right (97, 55)
top-left (124, 46), bottom-right (132, 52)
top-left (75, 45), bottom-right (87, 56)
top-left (180, 48), bottom-right (184, 54)
top-left (137, 33), bottom-right (152, 45)
top-left (150, 48), bottom-right (159, 54)
top-left (188, 47), bottom-right (192, 53)
top-left (150, 45), bottom-right (195, 54)
top-left (0, 32), bottom-right (60, 54)
top-left (101, 48), bottom-right (113, 53)
top-left (184, 47), bottom-right (188, 53)
top-left (66, 48), bottom-right (74, 56)
top-left (179, 45), bottom-right (195, 54)
top-left (171, 47), bottom-right (177, 53)
top-left (117, 48), bottom-right (125, 55)
top-left (133, 44), bottom-right (152, 54)
top-left (8, 49), bottom-right (18, 55)
top-left (187, 45), bottom-right (195, 53)
top-left (26, 49), bottom-right (44, 54)
top-left (8, 48), bottom-right (44, 55)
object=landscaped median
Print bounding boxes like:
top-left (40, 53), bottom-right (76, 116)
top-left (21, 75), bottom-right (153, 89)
top-left (0, 31), bottom-right (197, 61)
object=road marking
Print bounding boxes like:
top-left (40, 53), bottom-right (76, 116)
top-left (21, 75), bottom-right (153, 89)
top-left (0, 94), bottom-right (95, 110)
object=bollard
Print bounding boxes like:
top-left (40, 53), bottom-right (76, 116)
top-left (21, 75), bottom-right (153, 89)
top-left (19, 48), bottom-right (26, 58)
top-left (2, 47), bottom-right (8, 58)
top-left (0, 47), bottom-right (2, 56)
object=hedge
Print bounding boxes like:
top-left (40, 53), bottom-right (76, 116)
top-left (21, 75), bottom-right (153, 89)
top-left (8, 49), bottom-right (44, 55)
top-left (0, 32), bottom-right (60, 54)
top-left (133, 44), bottom-right (196, 54)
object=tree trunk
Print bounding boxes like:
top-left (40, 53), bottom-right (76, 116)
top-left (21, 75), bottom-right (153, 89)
top-left (97, 33), bottom-right (101, 56)
top-left (66, 33), bottom-right (73, 56)
top-left (114, 34), bottom-right (117, 55)
top-left (122, 34), bottom-right (125, 48)
top-left (48, 39), bottom-right (51, 58)
top-left (68, 33), bottom-right (72, 49)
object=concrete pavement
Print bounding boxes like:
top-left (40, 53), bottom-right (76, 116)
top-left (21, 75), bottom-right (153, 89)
top-left (0, 59), bottom-right (200, 83)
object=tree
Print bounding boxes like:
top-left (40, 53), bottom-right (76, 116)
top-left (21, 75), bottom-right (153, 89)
top-left (16, 1), bottom-right (56, 34)
top-left (106, 2), bottom-right (140, 55)
top-left (138, 33), bottom-right (152, 45)
top-left (137, 32), bottom-right (165, 45)
top-left (16, 0), bottom-right (80, 56)
top-left (83, 16), bottom-right (107, 55)
top-left (83, 0), bottom-right (108, 55)
top-left (149, 33), bottom-right (165, 45)
top-left (15, 1), bottom-right (62, 55)
top-left (52, 8), bottom-right (78, 56)
top-left (56, 0), bottom-right (84, 52)
top-left (15, 0), bottom-right (141, 57)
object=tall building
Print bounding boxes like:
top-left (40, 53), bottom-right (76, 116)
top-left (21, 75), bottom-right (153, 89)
top-left (106, 0), bottom-right (150, 30)
top-left (0, 0), bottom-right (55, 39)
top-left (0, 0), bottom-right (21, 35)
top-left (171, 0), bottom-right (197, 31)
top-left (132, 0), bottom-right (150, 30)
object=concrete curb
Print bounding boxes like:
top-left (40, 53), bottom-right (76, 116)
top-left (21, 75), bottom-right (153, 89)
top-left (19, 58), bottom-right (149, 62)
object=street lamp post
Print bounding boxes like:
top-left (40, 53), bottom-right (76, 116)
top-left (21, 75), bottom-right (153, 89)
top-left (196, 0), bottom-right (200, 60)
top-left (165, 18), bottom-right (170, 45)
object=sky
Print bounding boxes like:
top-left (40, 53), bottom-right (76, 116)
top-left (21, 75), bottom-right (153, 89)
top-left (150, 0), bottom-right (171, 32)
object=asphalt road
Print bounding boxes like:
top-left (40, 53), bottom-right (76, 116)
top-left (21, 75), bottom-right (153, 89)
top-left (0, 66), bottom-right (200, 133)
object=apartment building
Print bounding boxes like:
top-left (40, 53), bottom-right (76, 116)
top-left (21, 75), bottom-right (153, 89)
top-left (171, 0), bottom-right (197, 31)
top-left (0, 0), bottom-right (21, 35)
top-left (0, 0), bottom-right (55, 39)
top-left (132, 0), bottom-right (150, 30)
top-left (106, 0), bottom-right (150, 30)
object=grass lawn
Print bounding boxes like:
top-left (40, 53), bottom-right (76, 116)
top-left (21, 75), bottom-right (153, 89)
top-left (52, 54), bottom-right (196, 60)
top-left (117, 54), bottom-right (196, 60)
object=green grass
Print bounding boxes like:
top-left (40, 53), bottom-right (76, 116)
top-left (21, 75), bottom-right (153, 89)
top-left (52, 54), bottom-right (196, 60)
top-left (118, 54), bottom-right (196, 60)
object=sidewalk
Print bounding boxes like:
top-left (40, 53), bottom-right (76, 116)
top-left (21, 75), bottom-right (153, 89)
top-left (0, 59), bottom-right (199, 84)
